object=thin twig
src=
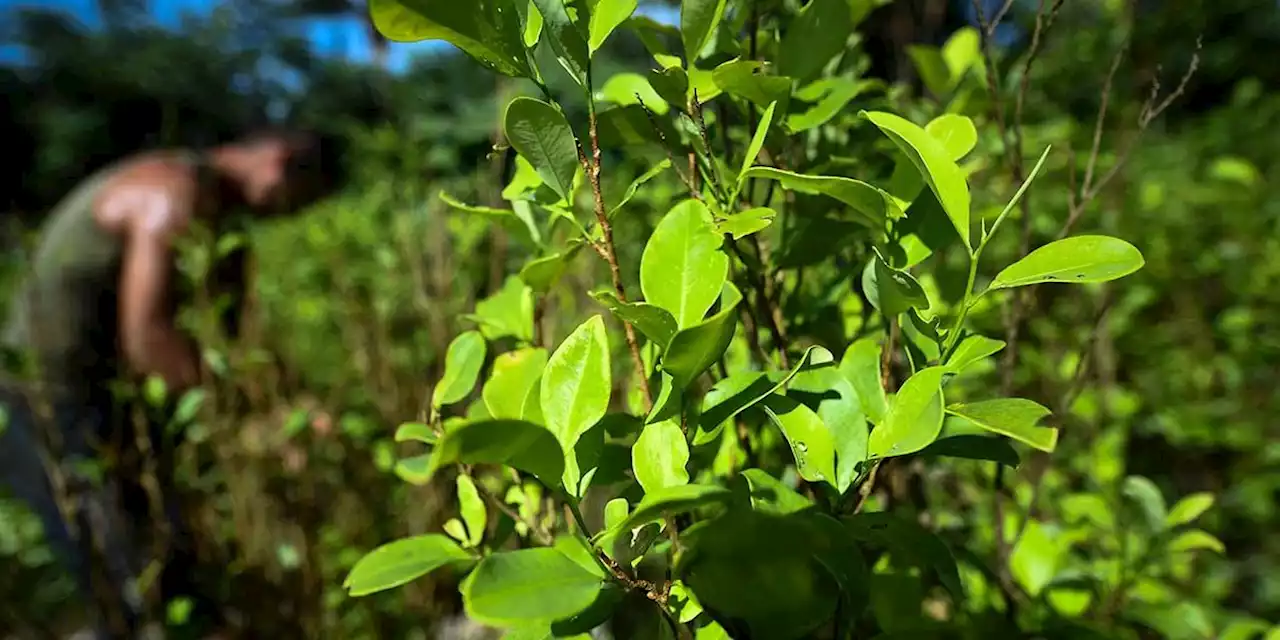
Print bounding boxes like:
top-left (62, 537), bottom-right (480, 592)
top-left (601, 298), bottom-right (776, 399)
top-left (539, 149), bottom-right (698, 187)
top-left (582, 103), bottom-right (653, 410)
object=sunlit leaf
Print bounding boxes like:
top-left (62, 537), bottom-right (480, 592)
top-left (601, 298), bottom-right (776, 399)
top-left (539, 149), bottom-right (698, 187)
top-left (641, 199), bottom-right (729, 328)
top-left (661, 282), bottom-right (742, 389)
top-left (484, 348), bottom-right (549, 420)
top-left (741, 166), bottom-right (902, 228)
top-left (632, 419), bottom-right (691, 493)
top-left (461, 548), bottom-right (605, 625)
top-left (945, 398), bottom-right (1058, 453)
top-left (433, 331), bottom-right (488, 409)
top-left (680, 0), bottom-right (728, 62)
top-left (867, 366), bottom-right (946, 458)
top-left (368, 0), bottom-right (531, 77)
top-left (989, 236), bottom-right (1146, 290)
top-left (344, 535), bottom-right (474, 596)
top-left (587, 0), bottom-right (636, 55)
top-left (761, 394), bottom-right (837, 485)
top-left (542, 315), bottom-right (612, 454)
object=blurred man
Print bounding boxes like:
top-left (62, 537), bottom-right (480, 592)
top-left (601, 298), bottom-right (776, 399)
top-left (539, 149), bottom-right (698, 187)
top-left (0, 128), bottom-right (340, 638)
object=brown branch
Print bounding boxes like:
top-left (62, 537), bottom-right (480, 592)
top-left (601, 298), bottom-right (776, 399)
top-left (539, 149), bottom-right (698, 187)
top-left (582, 106), bottom-right (654, 411)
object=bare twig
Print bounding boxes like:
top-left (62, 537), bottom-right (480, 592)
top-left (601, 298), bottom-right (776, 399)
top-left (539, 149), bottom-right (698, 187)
top-left (582, 103), bottom-right (653, 410)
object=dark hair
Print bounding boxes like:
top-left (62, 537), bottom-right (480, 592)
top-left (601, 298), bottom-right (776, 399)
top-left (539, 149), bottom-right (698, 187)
top-left (235, 126), bottom-right (348, 195)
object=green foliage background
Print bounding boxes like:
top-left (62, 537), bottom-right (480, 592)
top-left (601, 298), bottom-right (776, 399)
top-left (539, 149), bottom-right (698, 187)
top-left (1, 0), bottom-right (1278, 638)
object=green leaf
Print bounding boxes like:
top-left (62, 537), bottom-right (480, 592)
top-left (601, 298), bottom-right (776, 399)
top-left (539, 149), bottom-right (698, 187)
top-left (520, 243), bottom-right (584, 293)
top-left (1166, 493), bottom-right (1215, 529)
top-left (868, 366), bottom-right (946, 459)
top-left (344, 534), bottom-right (474, 596)
top-left (590, 291), bottom-right (678, 349)
top-left (862, 110), bottom-right (971, 249)
top-left (777, 0), bottom-right (851, 82)
top-left (411, 419), bottom-right (565, 488)
top-left (608, 160), bottom-right (672, 217)
top-left (473, 276), bottom-right (536, 342)
top-left (843, 512), bottom-right (963, 600)
top-left (597, 72), bottom-right (668, 115)
top-left (1010, 520), bottom-right (1063, 597)
top-left (988, 235), bottom-right (1146, 290)
top-left (395, 422), bottom-right (438, 445)
top-left (862, 252), bottom-right (930, 317)
top-left (761, 394), bottom-right (838, 485)
top-left (173, 388), bottom-right (205, 425)
top-left (457, 475), bottom-right (488, 547)
top-left (587, 0), bottom-right (636, 55)
top-left (542, 315), bottom-right (612, 453)
top-left (711, 59), bottom-right (792, 109)
top-left (641, 199), bottom-right (729, 328)
top-left (611, 484), bottom-right (733, 535)
top-left (680, 0), bottom-right (728, 62)
top-left (484, 348), bottom-right (550, 420)
top-left (444, 518), bottom-right (469, 544)
top-left (521, 0), bottom-right (543, 47)
top-left (368, 0), bottom-right (531, 77)
top-left (531, 0), bottom-right (590, 85)
top-left (740, 469), bottom-right (812, 515)
top-left (441, 191), bottom-right (542, 247)
top-left (920, 434), bottom-right (1020, 467)
top-left (661, 282), bottom-right (743, 389)
top-left (925, 114), bottom-right (977, 161)
top-left (461, 548), bottom-right (605, 625)
top-left (839, 338), bottom-right (888, 427)
top-left (632, 419), bottom-right (691, 493)
top-left (696, 346), bottom-right (834, 444)
top-left (1122, 475), bottom-right (1168, 529)
top-left (715, 207), bottom-right (776, 240)
top-left (943, 335), bottom-right (1005, 374)
top-left (944, 398), bottom-right (1058, 453)
top-left (786, 78), bottom-right (879, 132)
top-left (504, 98), bottom-right (580, 203)
top-left (433, 331), bottom-right (488, 409)
top-left (789, 367), bottom-right (868, 493)
top-left (739, 101), bottom-right (777, 184)
top-left (1167, 530), bottom-right (1226, 554)
top-left (741, 166), bottom-right (902, 228)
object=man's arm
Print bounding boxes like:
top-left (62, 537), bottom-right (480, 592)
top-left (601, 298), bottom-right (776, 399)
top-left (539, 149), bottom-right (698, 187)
top-left (117, 228), bottom-right (201, 392)
top-left (98, 171), bottom-right (203, 393)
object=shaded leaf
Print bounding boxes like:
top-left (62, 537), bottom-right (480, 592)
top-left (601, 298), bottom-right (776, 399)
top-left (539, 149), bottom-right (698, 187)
top-left (368, 0), bottom-right (531, 77)
top-left (591, 290), bottom-right (678, 349)
top-left (411, 419), bottom-right (565, 488)
top-left (943, 335), bottom-right (1005, 374)
top-left (662, 282), bottom-right (743, 389)
top-left (504, 97), bottom-right (580, 203)
top-left (608, 159), bottom-right (672, 217)
top-left (531, 0), bottom-right (590, 85)
top-left (711, 59), bottom-right (792, 109)
top-left (395, 422), bottom-right (438, 445)
top-left (862, 252), bottom-right (930, 317)
top-left (681, 0), bottom-right (728, 61)
top-left (1167, 530), bottom-right (1226, 554)
top-left (840, 337), bottom-right (888, 424)
top-left (1166, 493), bottom-right (1215, 529)
top-left (457, 474), bottom-right (488, 547)
top-left (786, 78), bottom-right (880, 132)
top-left (777, 0), bottom-right (851, 82)
top-left (920, 434), bottom-right (1020, 467)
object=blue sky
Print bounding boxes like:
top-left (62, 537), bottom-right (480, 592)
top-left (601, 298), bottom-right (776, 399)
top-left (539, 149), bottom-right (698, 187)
top-left (0, 0), bottom-right (682, 71)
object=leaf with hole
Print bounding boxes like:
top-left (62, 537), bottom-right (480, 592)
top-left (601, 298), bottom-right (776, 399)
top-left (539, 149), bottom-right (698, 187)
top-left (641, 199), bottom-right (729, 328)
top-left (868, 366), bottom-right (946, 459)
top-left (504, 97), bottom-right (580, 203)
top-left (632, 419), bottom-right (690, 494)
top-left (989, 235), bottom-right (1146, 290)
top-left (741, 166), bottom-right (902, 228)
top-left (344, 534), bottom-right (474, 597)
top-left (433, 331), bottom-right (488, 409)
top-left (461, 548), bottom-right (605, 625)
top-left (945, 398), bottom-right (1058, 452)
top-left (862, 110), bottom-right (971, 249)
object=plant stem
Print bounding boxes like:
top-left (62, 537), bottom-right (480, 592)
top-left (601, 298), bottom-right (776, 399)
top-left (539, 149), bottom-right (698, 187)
top-left (584, 93), bottom-right (654, 410)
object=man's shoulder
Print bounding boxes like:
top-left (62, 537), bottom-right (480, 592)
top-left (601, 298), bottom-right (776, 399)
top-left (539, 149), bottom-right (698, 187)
top-left (92, 150), bottom-right (205, 235)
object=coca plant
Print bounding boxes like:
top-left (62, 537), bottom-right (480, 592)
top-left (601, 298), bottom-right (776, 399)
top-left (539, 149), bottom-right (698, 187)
top-left (343, 1), bottom-right (1156, 637)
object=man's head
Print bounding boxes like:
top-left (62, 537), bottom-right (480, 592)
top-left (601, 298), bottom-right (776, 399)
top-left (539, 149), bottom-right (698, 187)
top-left (217, 128), bottom-right (344, 216)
